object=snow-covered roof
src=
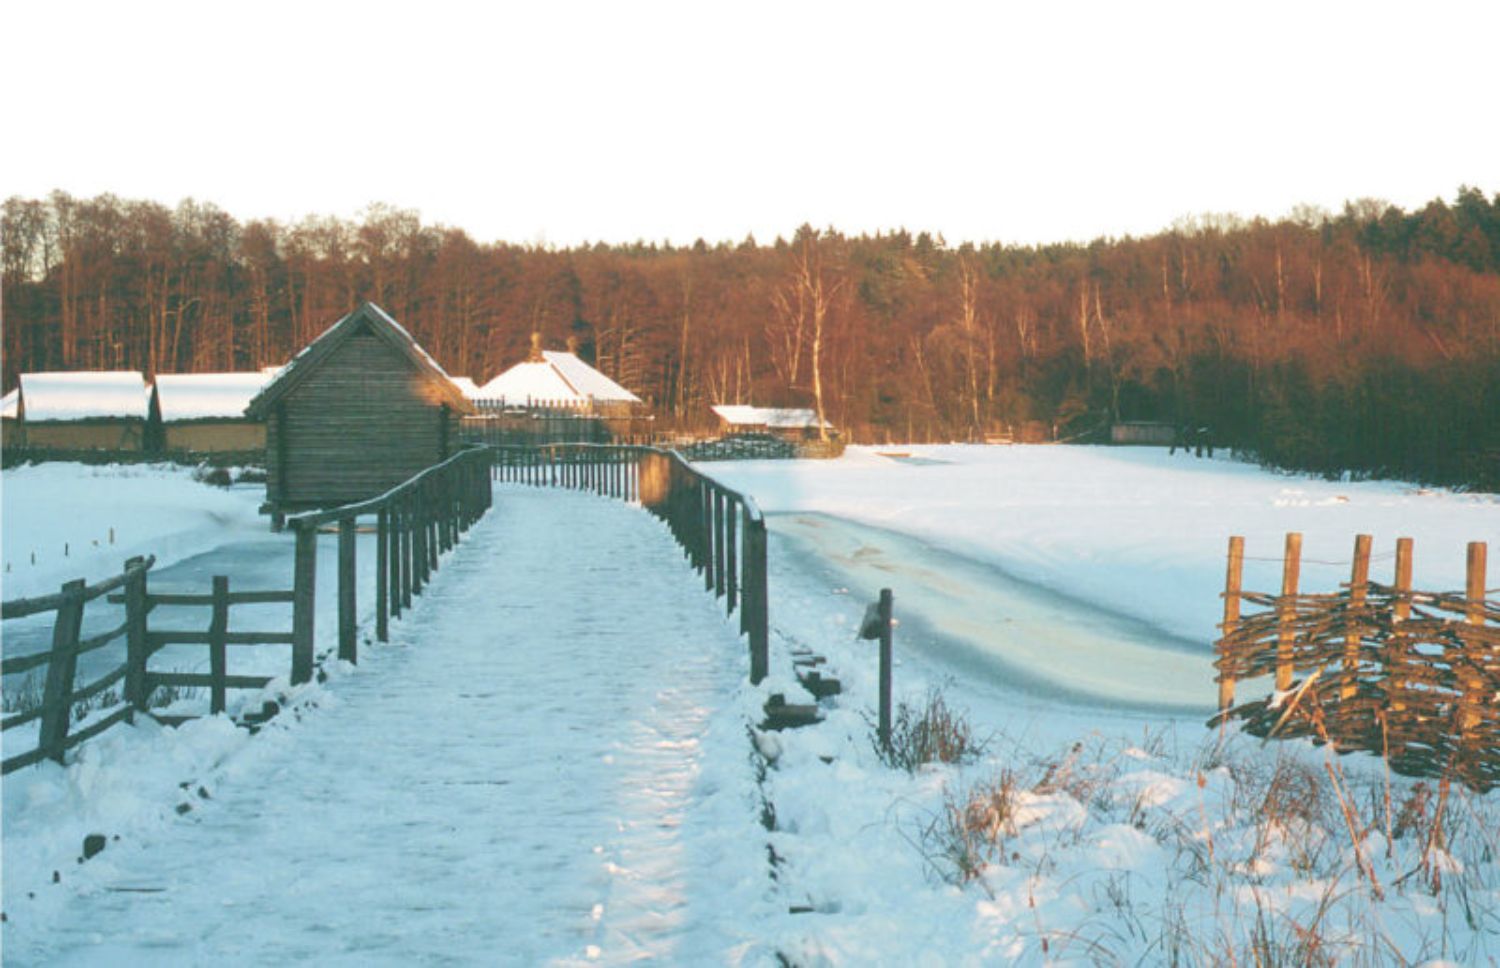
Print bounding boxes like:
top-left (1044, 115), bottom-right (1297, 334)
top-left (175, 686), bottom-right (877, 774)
top-left (712, 405), bottom-right (831, 430)
top-left (477, 351), bottom-right (640, 405)
top-left (153, 373), bottom-right (273, 421)
top-left (18, 372), bottom-right (149, 421)
top-left (1, 388), bottom-right (17, 419)
top-left (450, 377), bottom-right (482, 400)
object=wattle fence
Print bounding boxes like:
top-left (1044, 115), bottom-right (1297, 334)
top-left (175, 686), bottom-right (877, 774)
top-left (491, 443), bottom-right (771, 683)
top-left (1213, 534), bottom-right (1498, 792)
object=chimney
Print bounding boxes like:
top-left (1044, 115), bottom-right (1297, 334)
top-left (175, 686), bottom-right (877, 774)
top-left (528, 331), bottom-right (544, 362)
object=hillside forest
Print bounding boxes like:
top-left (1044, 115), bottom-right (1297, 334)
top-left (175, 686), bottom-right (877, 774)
top-left (3, 189), bottom-right (1499, 488)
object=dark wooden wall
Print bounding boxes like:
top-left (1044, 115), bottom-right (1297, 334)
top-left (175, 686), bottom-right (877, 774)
top-left (269, 331), bottom-right (459, 507)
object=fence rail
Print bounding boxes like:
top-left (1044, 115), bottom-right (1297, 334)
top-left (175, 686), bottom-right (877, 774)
top-left (491, 443), bottom-right (771, 683)
top-left (1213, 533), bottom-right (1498, 792)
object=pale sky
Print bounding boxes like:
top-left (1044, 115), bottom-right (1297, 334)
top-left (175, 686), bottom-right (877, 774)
top-left (4, 0), bottom-right (1497, 248)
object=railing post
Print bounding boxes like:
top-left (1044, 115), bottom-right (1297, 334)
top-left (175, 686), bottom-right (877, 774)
top-left (727, 498), bottom-right (739, 615)
top-left (338, 516), bottom-right (357, 663)
top-left (1275, 532), bottom-right (1302, 693)
top-left (1341, 534), bottom-right (1372, 702)
top-left (713, 490), bottom-right (726, 598)
top-left (878, 588), bottom-right (894, 752)
top-left (412, 492), bottom-right (426, 594)
top-left (749, 517), bottom-right (769, 685)
top-left (124, 556), bottom-right (150, 713)
top-left (426, 482), bottom-right (440, 574)
top-left (38, 579), bottom-right (86, 764)
top-left (701, 481), bottom-right (714, 589)
top-left (291, 522), bottom-right (317, 685)
top-left (376, 506), bottom-right (390, 641)
top-left (401, 495), bottom-right (414, 608)
top-left (209, 575), bottom-right (229, 714)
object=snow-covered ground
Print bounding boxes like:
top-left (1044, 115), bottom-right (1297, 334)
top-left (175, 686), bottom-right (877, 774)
top-left (2, 451), bottom-right (1496, 965)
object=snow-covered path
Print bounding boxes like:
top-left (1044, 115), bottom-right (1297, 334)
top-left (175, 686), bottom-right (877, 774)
top-left (6, 487), bottom-right (764, 967)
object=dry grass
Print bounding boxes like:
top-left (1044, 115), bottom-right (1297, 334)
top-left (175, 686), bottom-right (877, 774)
top-left (873, 689), bottom-right (986, 773)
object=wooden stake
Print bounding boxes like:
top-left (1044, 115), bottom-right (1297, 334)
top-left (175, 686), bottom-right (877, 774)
top-left (209, 575), bottom-right (229, 714)
top-left (338, 517), bottom-right (357, 663)
top-left (1219, 535), bottom-right (1244, 710)
top-left (878, 588), bottom-right (894, 752)
top-left (1388, 537), bottom-right (1413, 713)
top-left (1276, 532), bottom-right (1302, 692)
top-left (1342, 534), bottom-right (1372, 702)
top-left (1459, 542), bottom-right (1487, 736)
top-left (291, 523), bottom-right (316, 685)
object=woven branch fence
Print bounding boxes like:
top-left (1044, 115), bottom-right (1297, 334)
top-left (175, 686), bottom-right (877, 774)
top-left (1212, 534), bottom-right (1498, 792)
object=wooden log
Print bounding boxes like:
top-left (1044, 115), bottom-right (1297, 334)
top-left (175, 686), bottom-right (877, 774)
top-left (291, 523), bottom-right (317, 685)
top-left (1341, 534), bottom-right (1372, 702)
top-left (124, 556), bottom-right (149, 713)
top-left (338, 517), bottom-right (357, 663)
top-left (1276, 532), bottom-right (1302, 692)
top-left (1388, 537), bottom-right (1414, 713)
top-left (1218, 536), bottom-right (1244, 711)
top-left (38, 579), bottom-right (87, 764)
top-left (376, 506), bottom-right (389, 641)
top-left (209, 575), bottom-right (229, 714)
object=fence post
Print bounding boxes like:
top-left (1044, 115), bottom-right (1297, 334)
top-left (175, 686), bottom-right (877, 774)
top-left (38, 579), bottom-right (86, 763)
top-left (1218, 535), bottom-right (1244, 711)
top-left (338, 516), bottom-right (357, 663)
top-left (713, 490), bottom-right (726, 597)
top-left (878, 588), bottom-right (893, 751)
top-left (376, 507), bottom-right (390, 641)
top-left (401, 495), bottom-right (415, 607)
top-left (209, 575), bottom-right (229, 714)
top-left (124, 556), bottom-right (150, 712)
top-left (1387, 537), bottom-right (1413, 714)
top-left (291, 522), bottom-right (316, 685)
top-left (1275, 532), bottom-right (1302, 692)
top-left (701, 481), bottom-right (714, 590)
top-left (1458, 541), bottom-right (1488, 737)
top-left (412, 491), bottom-right (427, 594)
top-left (1341, 534), bottom-right (1372, 702)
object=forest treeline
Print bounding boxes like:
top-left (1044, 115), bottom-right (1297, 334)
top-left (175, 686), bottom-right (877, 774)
top-left (4, 188), bottom-right (1499, 488)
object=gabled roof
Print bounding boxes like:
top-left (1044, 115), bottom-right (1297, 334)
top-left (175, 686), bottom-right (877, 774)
top-left (18, 372), bottom-right (150, 421)
top-left (1, 388), bottom-right (17, 420)
top-left (477, 350), bottom-right (640, 405)
top-left (450, 377), bottom-right (482, 400)
top-left (153, 373), bottom-right (274, 421)
top-left (245, 302), bottom-right (472, 418)
top-left (712, 404), bottom-right (831, 430)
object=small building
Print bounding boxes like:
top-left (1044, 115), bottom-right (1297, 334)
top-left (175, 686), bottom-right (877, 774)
top-left (150, 373), bottom-right (272, 454)
top-left (712, 404), bottom-right (833, 441)
top-left (475, 334), bottom-right (642, 416)
top-left (1110, 421), bottom-right (1178, 446)
top-left (13, 372), bottom-right (150, 450)
top-left (244, 302), bottom-right (474, 516)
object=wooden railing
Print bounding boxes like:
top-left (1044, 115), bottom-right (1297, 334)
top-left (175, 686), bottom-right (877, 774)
top-left (1213, 534), bottom-right (1498, 792)
top-left (492, 443), bottom-right (771, 683)
top-left (2, 557), bottom-right (155, 773)
top-left (1, 449), bottom-right (494, 775)
top-left (284, 447), bottom-right (493, 677)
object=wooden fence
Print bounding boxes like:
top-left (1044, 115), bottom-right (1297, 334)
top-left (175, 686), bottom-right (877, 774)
top-left (492, 443), bottom-right (771, 683)
top-left (1213, 533), bottom-right (1499, 792)
top-left (0, 448), bottom-right (493, 774)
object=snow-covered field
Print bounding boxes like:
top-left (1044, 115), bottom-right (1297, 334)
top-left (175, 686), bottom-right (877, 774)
top-left (2, 451), bottom-right (1496, 965)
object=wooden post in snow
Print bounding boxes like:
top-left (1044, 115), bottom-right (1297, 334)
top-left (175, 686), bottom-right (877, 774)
top-left (1218, 535), bottom-right (1244, 711)
top-left (1341, 534), bottom-right (1372, 702)
top-left (1276, 532), bottom-right (1302, 693)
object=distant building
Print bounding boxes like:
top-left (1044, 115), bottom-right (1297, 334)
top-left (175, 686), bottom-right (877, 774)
top-left (150, 373), bottom-right (272, 454)
top-left (711, 404), bottom-right (833, 441)
top-left (449, 376), bottom-right (483, 401)
top-left (12, 372), bottom-right (150, 450)
top-left (476, 334), bottom-right (642, 416)
top-left (245, 302), bottom-right (474, 518)
top-left (1110, 421), bottom-right (1178, 446)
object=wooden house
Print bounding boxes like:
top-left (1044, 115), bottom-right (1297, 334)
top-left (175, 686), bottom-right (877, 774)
top-left (244, 302), bottom-right (474, 518)
top-left (13, 372), bottom-right (150, 450)
top-left (150, 373), bottom-right (272, 454)
top-left (475, 334), bottom-right (642, 416)
top-left (712, 404), bottom-right (832, 441)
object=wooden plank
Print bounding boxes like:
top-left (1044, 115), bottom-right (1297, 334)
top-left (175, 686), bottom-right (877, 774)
top-left (291, 523), bottom-right (317, 685)
top-left (1275, 532), bottom-right (1302, 692)
top-left (147, 672), bottom-right (273, 690)
top-left (209, 576), bottom-right (229, 714)
top-left (138, 590), bottom-right (295, 607)
top-left (38, 579), bottom-right (87, 764)
top-left (59, 705), bottom-right (134, 752)
top-left (1, 649), bottom-right (54, 676)
top-left (68, 662), bottom-right (128, 707)
top-left (338, 517), bottom-right (357, 663)
top-left (2, 745), bottom-right (51, 775)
